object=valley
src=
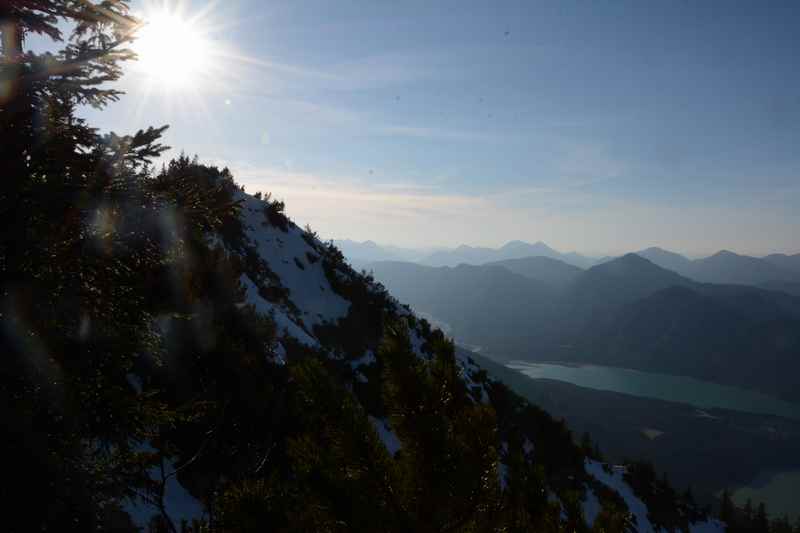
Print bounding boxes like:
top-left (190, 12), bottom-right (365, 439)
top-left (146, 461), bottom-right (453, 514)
top-left (463, 350), bottom-right (800, 520)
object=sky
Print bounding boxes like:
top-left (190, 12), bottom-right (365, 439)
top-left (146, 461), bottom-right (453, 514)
top-left (82, 0), bottom-right (800, 257)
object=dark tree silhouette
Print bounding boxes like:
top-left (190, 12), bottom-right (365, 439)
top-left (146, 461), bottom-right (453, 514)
top-left (0, 2), bottom-right (172, 529)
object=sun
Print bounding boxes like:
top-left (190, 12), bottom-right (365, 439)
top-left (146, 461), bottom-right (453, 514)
top-left (125, 0), bottom-right (257, 120)
top-left (132, 7), bottom-right (212, 89)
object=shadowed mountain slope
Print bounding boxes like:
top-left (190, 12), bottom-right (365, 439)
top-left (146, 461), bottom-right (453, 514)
top-left (421, 240), bottom-right (596, 269)
top-left (486, 255), bottom-right (584, 287)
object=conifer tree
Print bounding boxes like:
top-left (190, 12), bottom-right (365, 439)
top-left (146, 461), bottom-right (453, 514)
top-left (380, 324), bottom-right (502, 531)
top-left (755, 503), bottom-right (769, 533)
top-left (744, 498), bottom-right (754, 523)
top-left (581, 431), bottom-right (593, 456)
top-left (591, 501), bottom-right (628, 533)
top-left (719, 489), bottom-right (734, 524)
top-left (684, 485), bottom-right (695, 506)
top-left (0, 2), bottom-right (174, 529)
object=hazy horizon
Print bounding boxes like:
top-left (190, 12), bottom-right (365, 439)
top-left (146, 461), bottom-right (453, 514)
top-left (80, 0), bottom-right (800, 259)
top-left (330, 236), bottom-right (799, 260)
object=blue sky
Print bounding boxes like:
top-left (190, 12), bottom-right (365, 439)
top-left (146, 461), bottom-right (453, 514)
top-left (84, 0), bottom-right (800, 256)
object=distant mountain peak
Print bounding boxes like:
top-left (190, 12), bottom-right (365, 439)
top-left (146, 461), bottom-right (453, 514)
top-left (641, 246), bottom-right (670, 254)
top-left (498, 240), bottom-right (559, 258)
top-left (590, 253), bottom-right (687, 279)
top-left (711, 249), bottom-right (739, 258)
top-left (501, 240), bottom-right (529, 249)
top-left (619, 252), bottom-right (651, 264)
top-left (637, 246), bottom-right (689, 257)
top-left (576, 253), bottom-right (694, 306)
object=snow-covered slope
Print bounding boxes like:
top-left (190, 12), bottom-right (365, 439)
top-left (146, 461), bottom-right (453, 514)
top-left (235, 192), bottom-right (492, 393)
top-left (586, 460), bottom-right (725, 533)
top-left (587, 460), bottom-right (656, 532)
top-left (236, 192), bottom-right (349, 351)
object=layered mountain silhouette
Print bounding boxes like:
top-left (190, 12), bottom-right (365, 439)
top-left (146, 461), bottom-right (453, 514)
top-left (636, 247), bottom-right (800, 286)
top-left (761, 280), bottom-right (800, 296)
top-left (484, 255), bottom-right (583, 287)
top-left (635, 247), bottom-right (694, 274)
top-left (763, 253), bottom-right (800, 276)
top-left (344, 239), bottom-right (800, 290)
top-left (334, 239), bottom-right (398, 261)
top-left (366, 261), bottom-right (561, 356)
top-left (571, 253), bottom-right (693, 307)
top-left (421, 240), bottom-right (597, 268)
top-left (688, 250), bottom-right (799, 285)
top-left (332, 239), bottom-right (429, 265)
top-left (368, 253), bottom-right (800, 402)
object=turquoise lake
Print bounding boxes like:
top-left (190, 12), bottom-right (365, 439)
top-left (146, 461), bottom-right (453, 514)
top-left (506, 361), bottom-right (800, 421)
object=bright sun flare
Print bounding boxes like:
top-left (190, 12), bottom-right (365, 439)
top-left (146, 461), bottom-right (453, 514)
top-left (133, 9), bottom-right (211, 88)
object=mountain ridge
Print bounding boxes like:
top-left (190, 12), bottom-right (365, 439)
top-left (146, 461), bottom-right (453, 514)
top-left (634, 247), bottom-right (800, 286)
top-left (422, 240), bottom-right (597, 268)
top-left (340, 238), bottom-right (800, 289)
top-left (485, 255), bottom-right (584, 287)
top-left (368, 252), bottom-right (800, 403)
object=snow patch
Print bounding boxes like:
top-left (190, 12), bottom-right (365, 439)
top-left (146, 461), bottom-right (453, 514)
top-left (409, 327), bottom-right (426, 358)
top-left (240, 274), bottom-right (319, 348)
top-left (238, 194), bottom-right (349, 329)
top-left (124, 445), bottom-right (204, 529)
top-left (272, 342), bottom-right (287, 366)
top-left (350, 350), bottom-right (376, 369)
top-left (454, 346), bottom-right (489, 403)
top-left (583, 486), bottom-right (602, 527)
top-left (586, 459), bottom-right (654, 532)
top-left (499, 462), bottom-right (510, 490)
top-left (369, 416), bottom-right (402, 455)
top-left (126, 373), bottom-right (143, 394)
top-left (523, 438), bottom-right (534, 457)
top-left (351, 350), bottom-right (376, 383)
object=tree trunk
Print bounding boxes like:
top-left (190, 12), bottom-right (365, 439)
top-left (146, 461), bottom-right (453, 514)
top-left (1, 16), bottom-right (24, 60)
top-left (0, 8), bottom-right (24, 61)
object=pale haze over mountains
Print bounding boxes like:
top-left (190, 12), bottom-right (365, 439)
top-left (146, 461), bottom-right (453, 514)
top-left (364, 250), bottom-right (800, 401)
top-left (337, 239), bottom-right (600, 269)
top-left (337, 238), bottom-right (800, 286)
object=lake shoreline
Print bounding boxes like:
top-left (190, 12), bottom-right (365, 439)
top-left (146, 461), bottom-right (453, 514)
top-left (505, 360), bottom-right (800, 421)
